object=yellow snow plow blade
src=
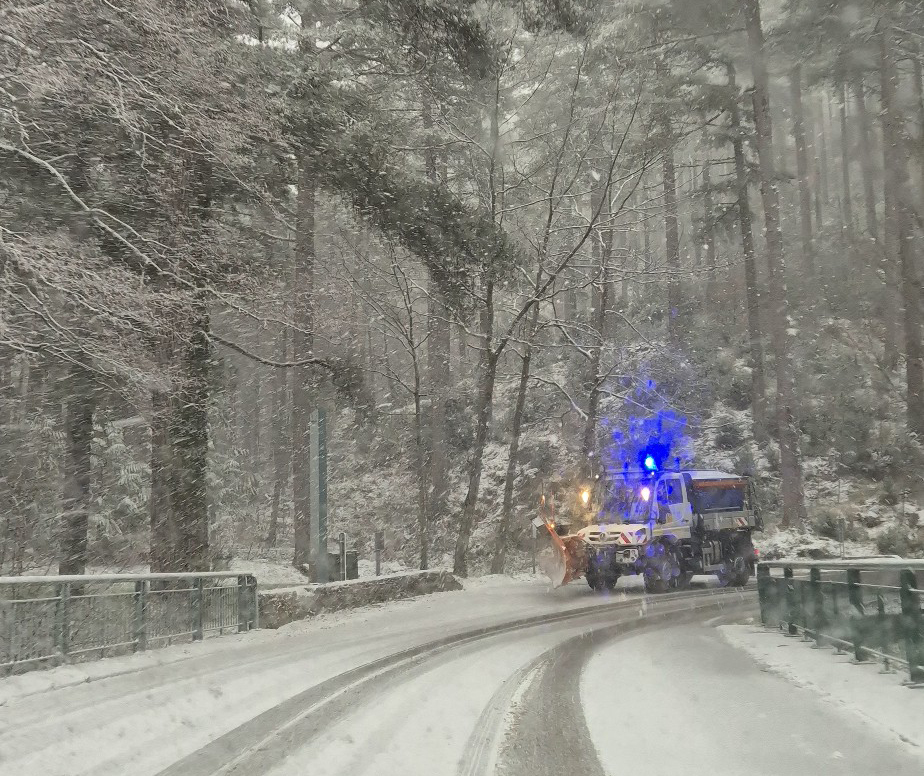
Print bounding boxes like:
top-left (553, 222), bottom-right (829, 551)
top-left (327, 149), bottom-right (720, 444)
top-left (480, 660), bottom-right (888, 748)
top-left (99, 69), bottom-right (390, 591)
top-left (535, 520), bottom-right (586, 587)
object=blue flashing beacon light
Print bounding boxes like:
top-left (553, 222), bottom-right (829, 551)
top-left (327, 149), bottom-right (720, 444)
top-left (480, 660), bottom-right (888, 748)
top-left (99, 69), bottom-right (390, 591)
top-left (643, 455), bottom-right (657, 472)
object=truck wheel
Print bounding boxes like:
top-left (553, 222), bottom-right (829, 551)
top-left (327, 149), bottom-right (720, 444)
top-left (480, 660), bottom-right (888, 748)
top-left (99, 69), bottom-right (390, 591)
top-left (587, 566), bottom-right (619, 592)
top-left (718, 556), bottom-right (749, 587)
top-left (586, 566), bottom-right (601, 591)
top-left (675, 572), bottom-right (694, 590)
top-left (643, 570), bottom-right (668, 594)
top-left (643, 547), bottom-right (673, 594)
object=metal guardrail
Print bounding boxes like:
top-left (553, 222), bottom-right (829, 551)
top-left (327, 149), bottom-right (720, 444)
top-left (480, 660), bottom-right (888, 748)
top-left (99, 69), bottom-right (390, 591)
top-left (757, 559), bottom-right (924, 684)
top-left (0, 572), bottom-right (258, 674)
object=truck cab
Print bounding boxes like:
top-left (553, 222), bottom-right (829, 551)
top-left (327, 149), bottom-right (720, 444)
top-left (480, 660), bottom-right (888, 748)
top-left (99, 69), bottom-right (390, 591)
top-left (577, 470), bottom-right (761, 593)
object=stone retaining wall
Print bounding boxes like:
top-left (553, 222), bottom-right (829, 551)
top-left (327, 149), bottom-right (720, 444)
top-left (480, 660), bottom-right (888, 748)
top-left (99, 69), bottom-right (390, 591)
top-left (257, 570), bottom-right (463, 629)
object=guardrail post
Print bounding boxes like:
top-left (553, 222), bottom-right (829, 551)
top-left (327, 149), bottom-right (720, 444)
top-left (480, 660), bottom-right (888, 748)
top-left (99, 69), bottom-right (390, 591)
top-left (847, 568), bottom-right (865, 662)
top-left (237, 575), bottom-right (258, 632)
top-left (757, 565), bottom-right (771, 625)
top-left (877, 592), bottom-right (893, 673)
top-left (784, 566), bottom-right (798, 635)
top-left (830, 580), bottom-right (845, 654)
top-left (54, 582), bottom-right (70, 660)
top-left (374, 531), bottom-right (384, 577)
top-left (250, 576), bottom-right (258, 629)
top-left (133, 580), bottom-right (147, 652)
top-left (193, 577), bottom-right (204, 641)
top-left (810, 568), bottom-right (825, 647)
top-left (798, 574), bottom-right (810, 640)
top-left (899, 569), bottom-right (924, 683)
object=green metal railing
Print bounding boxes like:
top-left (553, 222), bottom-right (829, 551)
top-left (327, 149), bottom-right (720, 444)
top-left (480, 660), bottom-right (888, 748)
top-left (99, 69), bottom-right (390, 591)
top-left (0, 572), bottom-right (258, 674)
top-left (757, 559), bottom-right (924, 684)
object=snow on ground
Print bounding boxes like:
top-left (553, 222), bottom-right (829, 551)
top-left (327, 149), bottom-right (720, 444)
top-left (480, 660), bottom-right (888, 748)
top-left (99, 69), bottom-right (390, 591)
top-left (584, 621), bottom-right (924, 776)
top-left (229, 557), bottom-right (309, 586)
top-left (0, 574), bottom-right (664, 776)
top-left (721, 624), bottom-right (924, 753)
top-left (755, 527), bottom-right (878, 561)
top-left (0, 573), bottom-right (632, 708)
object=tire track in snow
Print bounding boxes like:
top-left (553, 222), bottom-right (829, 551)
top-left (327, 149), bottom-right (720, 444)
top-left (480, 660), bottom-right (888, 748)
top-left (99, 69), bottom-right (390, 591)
top-left (154, 588), bottom-right (752, 776)
top-left (456, 656), bottom-right (547, 776)
top-left (491, 601), bottom-right (758, 776)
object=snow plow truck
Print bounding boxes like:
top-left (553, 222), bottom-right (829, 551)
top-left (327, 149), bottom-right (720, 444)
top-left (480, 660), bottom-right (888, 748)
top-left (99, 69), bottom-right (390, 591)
top-left (537, 469), bottom-right (762, 593)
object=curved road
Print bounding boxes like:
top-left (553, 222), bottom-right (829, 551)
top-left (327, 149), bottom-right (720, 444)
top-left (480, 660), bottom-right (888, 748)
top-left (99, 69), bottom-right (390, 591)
top-left (1, 578), bottom-right (919, 776)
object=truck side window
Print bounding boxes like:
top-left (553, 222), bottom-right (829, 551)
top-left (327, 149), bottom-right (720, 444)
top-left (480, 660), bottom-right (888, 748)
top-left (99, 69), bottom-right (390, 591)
top-left (655, 480), bottom-right (668, 506)
top-left (666, 477), bottom-right (683, 505)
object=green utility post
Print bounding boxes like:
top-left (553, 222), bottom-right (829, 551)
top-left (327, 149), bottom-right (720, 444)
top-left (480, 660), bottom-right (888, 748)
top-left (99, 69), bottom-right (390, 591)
top-left (899, 569), bottom-right (924, 683)
top-left (757, 565), bottom-right (771, 626)
top-left (310, 408), bottom-right (329, 584)
top-left (846, 568), bottom-right (865, 662)
top-left (810, 568), bottom-right (825, 647)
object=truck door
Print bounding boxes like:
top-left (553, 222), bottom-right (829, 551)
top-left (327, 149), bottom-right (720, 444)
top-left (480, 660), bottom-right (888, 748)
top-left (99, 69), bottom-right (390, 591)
top-left (654, 478), bottom-right (671, 524)
top-left (663, 475), bottom-right (691, 527)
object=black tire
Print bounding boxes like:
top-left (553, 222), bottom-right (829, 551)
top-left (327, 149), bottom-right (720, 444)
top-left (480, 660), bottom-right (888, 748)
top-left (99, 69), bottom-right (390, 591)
top-left (587, 564), bottom-right (619, 592)
top-left (586, 566), bottom-right (601, 591)
top-left (718, 556), bottom-right (750, 588)
top-left (643, 544), bottom-right (676, 594)
top-left (643, 570), bottom-right (669, 594)
top-left (675, 571), bottom-right (694, 590)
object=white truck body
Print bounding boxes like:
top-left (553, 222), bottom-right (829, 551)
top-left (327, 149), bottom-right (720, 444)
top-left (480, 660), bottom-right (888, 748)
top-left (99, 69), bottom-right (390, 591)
top-left (578, 470), bottom-right (761, 592)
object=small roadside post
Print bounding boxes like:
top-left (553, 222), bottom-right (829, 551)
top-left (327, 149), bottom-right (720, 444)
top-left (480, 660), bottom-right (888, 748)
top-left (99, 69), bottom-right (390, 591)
top-left (533, 492), bottom-right (546, 574)
top-left (374, 530), bottom-right (384, 576)
top-left (339, 532), bottom-right (347, 582)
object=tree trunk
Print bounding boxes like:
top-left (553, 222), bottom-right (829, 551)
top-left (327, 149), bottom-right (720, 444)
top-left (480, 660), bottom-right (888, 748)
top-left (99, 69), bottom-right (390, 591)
top-left (790, 64), bottom-right (814, 271)
top-left (453, 260), bottom-right (497, 576)
top-left (149, 388), bottom-right (173, 572)
top-left (164, 150), bottom-right (214, 574)
top-left (741, 0), bottom-right (806, 528)
top-left (412, 350), bottom-right (429, 570)
top-left (581, 179), bottom-right (613, 479)
top-left (490, 324), bottom-right (535, 575)
top-left (170, 297), bottom-right (211, 572)
top-left (912, 51), bottom-right (924, 215)
top-left (663, 145), bottom-right (681, 340)
top-left (247, 366), bottom-right (261, 498)
top-left (854, 75), bottom-right (879, 240)
top-left (59, 363), bottom-right (94, 575)
top-left (422, 100), bottom-right (452, 526)
top-left (811, 103), bottom-right (824, 230)
top-left (292, 156), bottom-right (316, 569)
top-left (839, 79), bottom-right (854, 240)
top-left (880, 22), bottom-right (924, 436)
top-left (703, 160), bottom-right (718, 306)
top-left (267, 324), bottom-right (290, 547)
top-left (819, 96), bottom-right (831, 206)
top-left (728, 62), bottom-right (768, 438)
top-left (453, 351), bottom-right (497, 577)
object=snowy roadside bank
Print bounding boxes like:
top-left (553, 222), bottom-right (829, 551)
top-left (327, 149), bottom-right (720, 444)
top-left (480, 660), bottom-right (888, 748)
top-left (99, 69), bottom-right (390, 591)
top-left (258, 569), bottom-right (463, 627)
top-left (720, 625), bottom-right (924, 753)
top-left (0, 574), bottom-right (586, 703)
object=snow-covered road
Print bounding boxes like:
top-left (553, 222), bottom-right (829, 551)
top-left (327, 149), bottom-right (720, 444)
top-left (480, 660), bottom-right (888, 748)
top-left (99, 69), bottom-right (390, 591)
top-left (584, 622), bottom-right (924, 776)
top-left (1, 576), bottom-right (913, 776)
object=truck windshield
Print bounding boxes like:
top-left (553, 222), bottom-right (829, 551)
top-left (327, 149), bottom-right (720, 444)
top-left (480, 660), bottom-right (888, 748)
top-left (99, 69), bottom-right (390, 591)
top-left (691, 483), bottom-right (745, 513)
top-left (628, 491), bottom-right (651, 523)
